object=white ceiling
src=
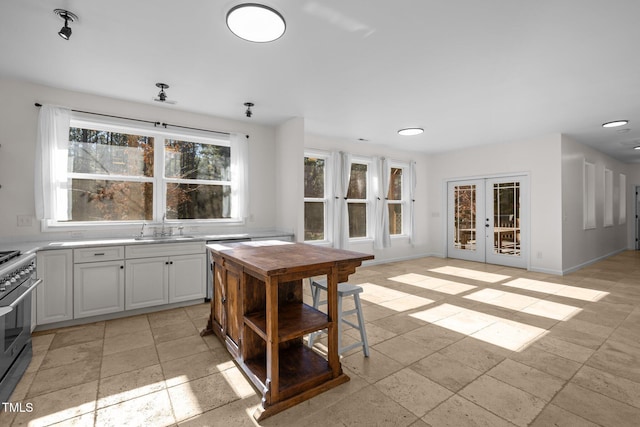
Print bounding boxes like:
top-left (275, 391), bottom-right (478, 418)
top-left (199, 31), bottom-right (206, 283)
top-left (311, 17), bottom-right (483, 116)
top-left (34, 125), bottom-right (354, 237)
top-left (2, 0), bottom-right (640, 162)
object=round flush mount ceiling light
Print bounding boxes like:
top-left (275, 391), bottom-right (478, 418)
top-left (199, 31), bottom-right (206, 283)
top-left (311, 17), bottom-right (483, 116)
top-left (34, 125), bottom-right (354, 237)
top-left (226, 3), bottom-right (286, 43)
top-left (398, 128), bottom-right (424, 136)
top-left (602, 120), bottom-right (629, 128)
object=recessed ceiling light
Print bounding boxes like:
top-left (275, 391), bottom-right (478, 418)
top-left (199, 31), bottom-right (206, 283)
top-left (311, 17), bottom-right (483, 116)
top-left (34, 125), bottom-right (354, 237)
top-left (398, 128), bottom-right (424, 136)
top-left (226, 4), bottom-right (286, 43)
top-left (602, 120), bottom-right (629, 128)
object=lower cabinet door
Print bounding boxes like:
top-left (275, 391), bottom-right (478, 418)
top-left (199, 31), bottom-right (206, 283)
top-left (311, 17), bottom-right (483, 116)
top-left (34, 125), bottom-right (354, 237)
top-left (169, 254), bottom-right (206, 303)
top-left (125, 257), bottom-right (169, 310)
top-left (74, 261), bottom-right (125, 318)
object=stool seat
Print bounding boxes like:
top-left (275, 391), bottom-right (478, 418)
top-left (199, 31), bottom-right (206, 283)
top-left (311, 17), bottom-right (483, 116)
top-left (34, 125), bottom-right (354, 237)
top-left (308, 279), bottom-right (369, 357)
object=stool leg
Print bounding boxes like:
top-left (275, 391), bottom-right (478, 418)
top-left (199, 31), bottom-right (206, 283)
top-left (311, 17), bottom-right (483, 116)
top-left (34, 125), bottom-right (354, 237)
top-left (354, 293), bottom-right (369, 357)
top-left (308, 283), bottom-right (322, 349)
top-left (337, 292), bottom-right (343, 355)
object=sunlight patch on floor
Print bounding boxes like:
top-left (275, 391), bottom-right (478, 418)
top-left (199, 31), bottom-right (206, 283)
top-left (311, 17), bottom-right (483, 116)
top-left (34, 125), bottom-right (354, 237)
top-left (428, 266), bottom-right (511, 283)
top-left (359, 283), bottom-right (435, 311)
top-left (463, 288), bottom-right (582, 321)
top-left (389, 273), bottom-right (477, 295)
top-left (410, 303), bottom-right (547, 351)
top-left (502, 278), bottom-right (609, 302)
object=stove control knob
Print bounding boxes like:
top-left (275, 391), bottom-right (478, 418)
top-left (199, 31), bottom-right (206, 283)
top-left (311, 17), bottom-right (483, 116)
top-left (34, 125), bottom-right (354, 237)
top-left (11, 276), bottom-right (19, 283)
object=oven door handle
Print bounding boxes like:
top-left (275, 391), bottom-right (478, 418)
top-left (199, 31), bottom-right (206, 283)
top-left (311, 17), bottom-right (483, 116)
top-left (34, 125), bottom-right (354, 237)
top-left (8, 278), bottom-right (43, 309)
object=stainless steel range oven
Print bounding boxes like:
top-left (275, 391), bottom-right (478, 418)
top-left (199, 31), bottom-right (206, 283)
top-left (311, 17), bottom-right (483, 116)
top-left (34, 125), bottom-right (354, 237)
top-left (0, 252), bottom-right (41, 405)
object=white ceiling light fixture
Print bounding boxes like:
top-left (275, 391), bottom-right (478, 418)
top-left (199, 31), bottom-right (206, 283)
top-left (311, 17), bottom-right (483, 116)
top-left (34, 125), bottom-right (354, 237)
top-left (602, 120), bottom-right (629, 128)
top-left (398, 128), bottom-right (424, 136)
top-left (226, 3), bottom-right (286, 43)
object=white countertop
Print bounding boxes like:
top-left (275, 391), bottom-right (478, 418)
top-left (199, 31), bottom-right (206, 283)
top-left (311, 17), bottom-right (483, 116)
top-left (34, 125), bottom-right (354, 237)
top-left (0, 231), bottom-right (293, 255)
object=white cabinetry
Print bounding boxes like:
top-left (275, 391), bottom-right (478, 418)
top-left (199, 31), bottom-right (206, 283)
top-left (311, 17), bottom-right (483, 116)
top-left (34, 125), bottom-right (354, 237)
top-left (169, 253), bottom-right (206, 303)
top-left (73, 246), bottom-right (125, 319)
top-left (125, 257), bottom-right (168, 310)
top-left (37, 249), bottom-right (73, 325)
top-left (125, 242), bottom-right (205, 309)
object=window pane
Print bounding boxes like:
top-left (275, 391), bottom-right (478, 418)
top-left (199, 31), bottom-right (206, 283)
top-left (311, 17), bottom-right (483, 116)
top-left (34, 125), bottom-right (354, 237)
top-left (348, 203), bottom-right (367, 238)
top-left (304, 157), bottom-right (325, 198)
top-left (67, 179), bottom-right (153, 221)
top-left (304, 202), bottom-right (324, 240)
top-left (388, 167), bottom-right (402, 200)
top-left (166, 183), bottom-right (231, 219)
top-left (68, 127), bottom-right (154, 177)
top-left (165, 140), bottom-right (230, 181)
top-left (389, 203), bottom-right (402, 234)
top-left (454, 184), bottom-right (476, 250)
top-left (347, 163), bottom-right (367, 199)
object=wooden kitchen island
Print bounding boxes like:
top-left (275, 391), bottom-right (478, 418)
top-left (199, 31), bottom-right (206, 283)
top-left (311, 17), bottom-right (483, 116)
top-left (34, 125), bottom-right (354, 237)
top-left (201, 240), bottom-right (373, 420)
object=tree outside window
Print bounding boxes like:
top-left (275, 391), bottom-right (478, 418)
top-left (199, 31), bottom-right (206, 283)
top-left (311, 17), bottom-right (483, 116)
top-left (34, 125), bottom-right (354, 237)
top-left (65, 125), bottom-right (232, 222)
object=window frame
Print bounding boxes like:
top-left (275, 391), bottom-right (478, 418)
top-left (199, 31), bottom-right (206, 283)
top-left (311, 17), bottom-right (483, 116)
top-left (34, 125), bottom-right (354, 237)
top-left (43, 115), bottom-right (241, 230)
top-left (387, 161), bottom-right (410, 238)
top-left (346, 156), bottom-right (373, 241)
top-left (303, 150), bottom-right (332, 243)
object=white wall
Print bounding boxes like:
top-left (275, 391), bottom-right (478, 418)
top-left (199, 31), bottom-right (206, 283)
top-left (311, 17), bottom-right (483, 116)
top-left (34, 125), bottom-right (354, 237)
top-left (0, 77), bottom-right (278, 243)
top-left (427, 134), bottom-right (563, 274)
top-left (275, 117), bottom-right (305, 239)
top-left (304, 134), bottom-right (431, 263)
top-left (561, 135), bottom-right (630, 272)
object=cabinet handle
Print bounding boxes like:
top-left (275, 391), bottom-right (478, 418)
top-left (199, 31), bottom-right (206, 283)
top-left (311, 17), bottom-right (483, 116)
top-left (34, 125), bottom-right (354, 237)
top-left (120, 265), bottom-right (124, 269)
top-left (165, 261), bottom-right (169, 265)
top-left (222, 297), bottom-right (227, 304)
top-left (170, 261), bottom-right (173, 265)
top-left (94, 253), bottom-right (105, 256)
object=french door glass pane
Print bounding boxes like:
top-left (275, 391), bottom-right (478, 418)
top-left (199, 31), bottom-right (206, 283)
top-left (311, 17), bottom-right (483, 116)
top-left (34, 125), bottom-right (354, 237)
top-left (304, 202), bottom-right (325, 241)
top-left (493, 182), bottom-right (520, 256)
top-left (67, 179), bottom-right (153, 221)
top-left (348, 203), bottom-right (367, 238)
top-left (453, 185), bottom-right (476, 251)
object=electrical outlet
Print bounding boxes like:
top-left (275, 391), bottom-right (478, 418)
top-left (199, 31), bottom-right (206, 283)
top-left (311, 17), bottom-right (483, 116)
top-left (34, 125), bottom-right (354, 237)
top-left (17, 215), bottom-right (32, 227)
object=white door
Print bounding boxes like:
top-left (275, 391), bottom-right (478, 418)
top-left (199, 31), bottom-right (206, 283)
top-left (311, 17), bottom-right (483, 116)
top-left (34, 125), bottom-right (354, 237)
top-left (448, 176), bottom-right (528, 269)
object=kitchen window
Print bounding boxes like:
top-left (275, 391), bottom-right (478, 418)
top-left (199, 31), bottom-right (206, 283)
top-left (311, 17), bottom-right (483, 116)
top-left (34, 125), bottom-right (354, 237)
top-left (36, 106), bottom-right (246, 227)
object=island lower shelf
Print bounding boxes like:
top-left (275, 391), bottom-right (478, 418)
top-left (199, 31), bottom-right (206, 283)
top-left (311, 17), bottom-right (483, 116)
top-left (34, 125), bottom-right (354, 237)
top-left (242, 342), bottom-right (334, 401)
top-left (244, 303), bottom-right (330, 342)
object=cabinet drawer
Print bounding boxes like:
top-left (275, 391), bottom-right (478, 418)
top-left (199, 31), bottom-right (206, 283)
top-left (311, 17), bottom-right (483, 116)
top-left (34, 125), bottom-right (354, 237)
top-left (126, 242), bottom-right (205, 259)
top-left (74, 246), bottom-right (124, 263)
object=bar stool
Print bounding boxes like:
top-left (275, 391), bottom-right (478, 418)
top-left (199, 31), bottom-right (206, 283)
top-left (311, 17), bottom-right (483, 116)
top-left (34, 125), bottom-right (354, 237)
top-left (307, 279), bottom-right (370, 357)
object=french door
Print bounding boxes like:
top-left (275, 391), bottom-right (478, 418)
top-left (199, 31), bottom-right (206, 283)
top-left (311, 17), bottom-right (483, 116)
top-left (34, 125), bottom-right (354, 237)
top-left (447, 176), bottom-right (528, 268)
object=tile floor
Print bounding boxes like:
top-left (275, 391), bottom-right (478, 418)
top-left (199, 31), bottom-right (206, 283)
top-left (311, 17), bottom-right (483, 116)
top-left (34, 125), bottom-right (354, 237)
top-left (2, 251), bottom-right (640, 426)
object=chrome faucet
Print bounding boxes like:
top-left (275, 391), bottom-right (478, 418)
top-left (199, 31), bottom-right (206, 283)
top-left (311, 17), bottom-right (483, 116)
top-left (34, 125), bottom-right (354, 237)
top-left (139, 222), bottom-right (146, 238)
